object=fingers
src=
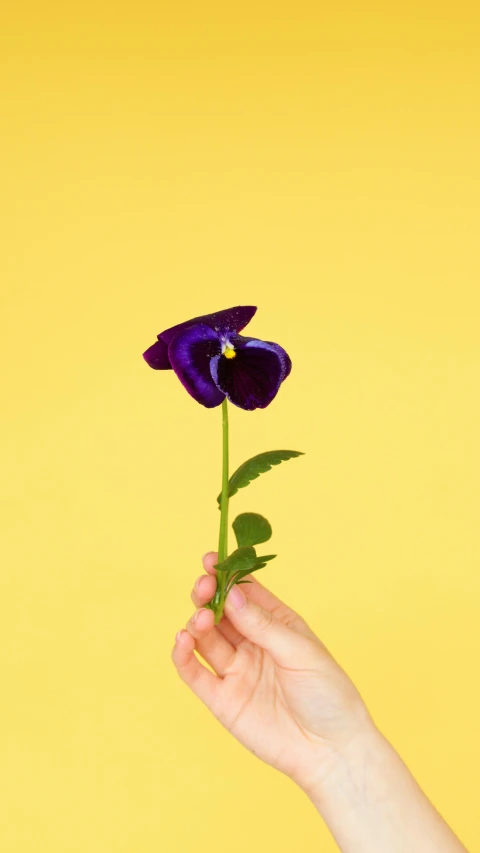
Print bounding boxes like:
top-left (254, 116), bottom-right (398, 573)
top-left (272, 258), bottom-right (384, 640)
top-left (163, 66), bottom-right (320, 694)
top-left (196, 551), bottom-right (321, 653)
top-left (191, 573), bottom-right (217, 609)
top-left (185, 608), bottom-right (236, 676)
top-left (224, 585), bottom-right (318, 668)
top-left (192, 553), bottom-right (250, 645)
top-left (238, 575), bottom-right (318, 642)
top-left (202, 551), bottom-right (218, 575)
top-left (198, 551), bottom-right (317, 643)
top-left (171, 630), bottom-right (221, 708)
top-left (213, 616), bottom-right (245, 647)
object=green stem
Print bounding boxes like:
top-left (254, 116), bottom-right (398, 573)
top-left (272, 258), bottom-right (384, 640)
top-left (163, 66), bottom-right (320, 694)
top-left (214, 398), bottom-right (230, 623)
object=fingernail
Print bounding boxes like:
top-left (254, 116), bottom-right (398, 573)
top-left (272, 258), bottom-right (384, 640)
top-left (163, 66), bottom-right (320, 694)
top-left (191, 609), bottom-right (201, 623)
top-left (226, 585), bottom-right (246, 611)
top-left (175, 630), bottom-right (183, 643)
top-left (194, 576), bottom-right (202, 592)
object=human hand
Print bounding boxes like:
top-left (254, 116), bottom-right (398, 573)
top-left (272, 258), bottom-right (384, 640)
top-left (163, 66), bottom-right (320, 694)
top-left (172, 552), bottom-right (375, 792)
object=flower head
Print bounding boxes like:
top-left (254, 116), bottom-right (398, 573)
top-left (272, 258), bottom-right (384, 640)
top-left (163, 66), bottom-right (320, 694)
top-left (143, 305), bottom-right (291, 410)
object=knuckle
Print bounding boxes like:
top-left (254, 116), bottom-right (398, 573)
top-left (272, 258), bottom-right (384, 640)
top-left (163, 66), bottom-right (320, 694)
top-left (282, 608), bottom-right (300, 630)
top-left (271, 601), bottom-right (300, 630)
top-left (255, 606), bottom-right (274, 633)
top-left (187, 615), bottom-right (199, 634)
top-left (191, 577), bottom-right (202, 601)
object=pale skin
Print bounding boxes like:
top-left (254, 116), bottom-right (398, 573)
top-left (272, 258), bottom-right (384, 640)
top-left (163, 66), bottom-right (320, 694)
top-left (172, 552), bottom-right (469, 853)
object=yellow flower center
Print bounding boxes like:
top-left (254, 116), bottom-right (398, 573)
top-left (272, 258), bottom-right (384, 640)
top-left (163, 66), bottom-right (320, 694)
top-left (224, 346), bottom-right (236, 359)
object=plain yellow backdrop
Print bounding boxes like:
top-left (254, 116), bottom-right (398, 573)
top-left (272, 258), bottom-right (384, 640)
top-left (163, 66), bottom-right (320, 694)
top-left (1, 1), bottom-right (479, 850)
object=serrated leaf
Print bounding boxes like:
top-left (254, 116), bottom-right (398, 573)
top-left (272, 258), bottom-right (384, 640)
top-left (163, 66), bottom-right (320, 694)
top-left (217, 450), bottom-right (304, 505)
top-left (230, 565), bottom-right (266, 582)
top-left (233, 554), bottom-right (276, 576)
top-left (214, 546), bottom-right (257, 574)
top-left (226, 554), bottom-right (277, 591)
top-left (233, 512), bottom-right (272, 548)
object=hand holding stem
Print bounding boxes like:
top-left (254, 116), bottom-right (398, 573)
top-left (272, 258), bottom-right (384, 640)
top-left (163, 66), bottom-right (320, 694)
top-left (172, 554), bottom-right (469, 853)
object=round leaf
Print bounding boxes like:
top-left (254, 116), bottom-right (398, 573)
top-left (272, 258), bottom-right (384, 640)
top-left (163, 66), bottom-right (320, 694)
top-left (233, 512), bottom-right (273, 548)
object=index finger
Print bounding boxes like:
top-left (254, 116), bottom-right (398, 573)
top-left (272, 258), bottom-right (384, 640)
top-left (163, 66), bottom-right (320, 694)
top-left (202, 552), bottom-right (218, 575)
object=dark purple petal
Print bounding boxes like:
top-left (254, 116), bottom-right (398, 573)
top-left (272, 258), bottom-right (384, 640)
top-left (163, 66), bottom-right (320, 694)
top-left (143, 338), bottom-right (171, 370)
top-left (210, 339), bottom-right (284, 410)
top-left (235, 337), bottom-right (292, 380)
top-left (263, 340), bottom-right (292, 379)
top-left (159, 306), bottom-right (257, 345)
top-left (168, 324), bottom-right (225, 408)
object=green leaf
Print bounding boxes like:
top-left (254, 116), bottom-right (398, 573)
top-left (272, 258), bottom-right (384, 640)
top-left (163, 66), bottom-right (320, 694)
top-left (217, 450), bottom-right (304, 505)
top-left (233, 512), bottom-right (273, 548)
top-left (226, 554), bottom-right (277, 591)
top-left (214, 546), bottom-right (257, 574)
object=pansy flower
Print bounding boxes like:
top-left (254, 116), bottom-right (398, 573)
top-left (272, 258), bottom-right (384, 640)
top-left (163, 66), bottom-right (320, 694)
top-left (143, 305), bottom-right (291, 410)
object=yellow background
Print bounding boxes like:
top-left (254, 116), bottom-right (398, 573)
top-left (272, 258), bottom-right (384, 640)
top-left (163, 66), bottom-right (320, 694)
top-left (1, 1), bottom-right (479, 850)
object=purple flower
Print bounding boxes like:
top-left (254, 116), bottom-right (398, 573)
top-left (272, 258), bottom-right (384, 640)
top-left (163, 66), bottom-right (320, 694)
top-left (143, 306), bottom-right (291, 410)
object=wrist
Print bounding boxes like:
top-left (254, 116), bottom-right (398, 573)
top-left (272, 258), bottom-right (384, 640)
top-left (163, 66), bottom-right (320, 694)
top-left (297, 725), bottom-right (468, 853)
top-left (296, 720), bottom-right (388, 807)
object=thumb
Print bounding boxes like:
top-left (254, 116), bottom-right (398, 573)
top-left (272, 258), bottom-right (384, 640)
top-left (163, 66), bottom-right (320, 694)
top-left (224, 584), bottom-right (314, 668)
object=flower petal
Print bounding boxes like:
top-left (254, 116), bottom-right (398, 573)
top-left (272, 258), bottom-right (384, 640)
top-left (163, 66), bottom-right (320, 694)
top-left (237, 335), bottom-right (292, 382)
top-left (168, 324), bottom-right (225, 408)
top-left (246, 338), bottom-right (292, 380)
top-left (210, 338), bottom-right (284, 410)
top-left (160, 306), bottom-right (257, 345)
top-left (143, 338), bottom-right (171, 370)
